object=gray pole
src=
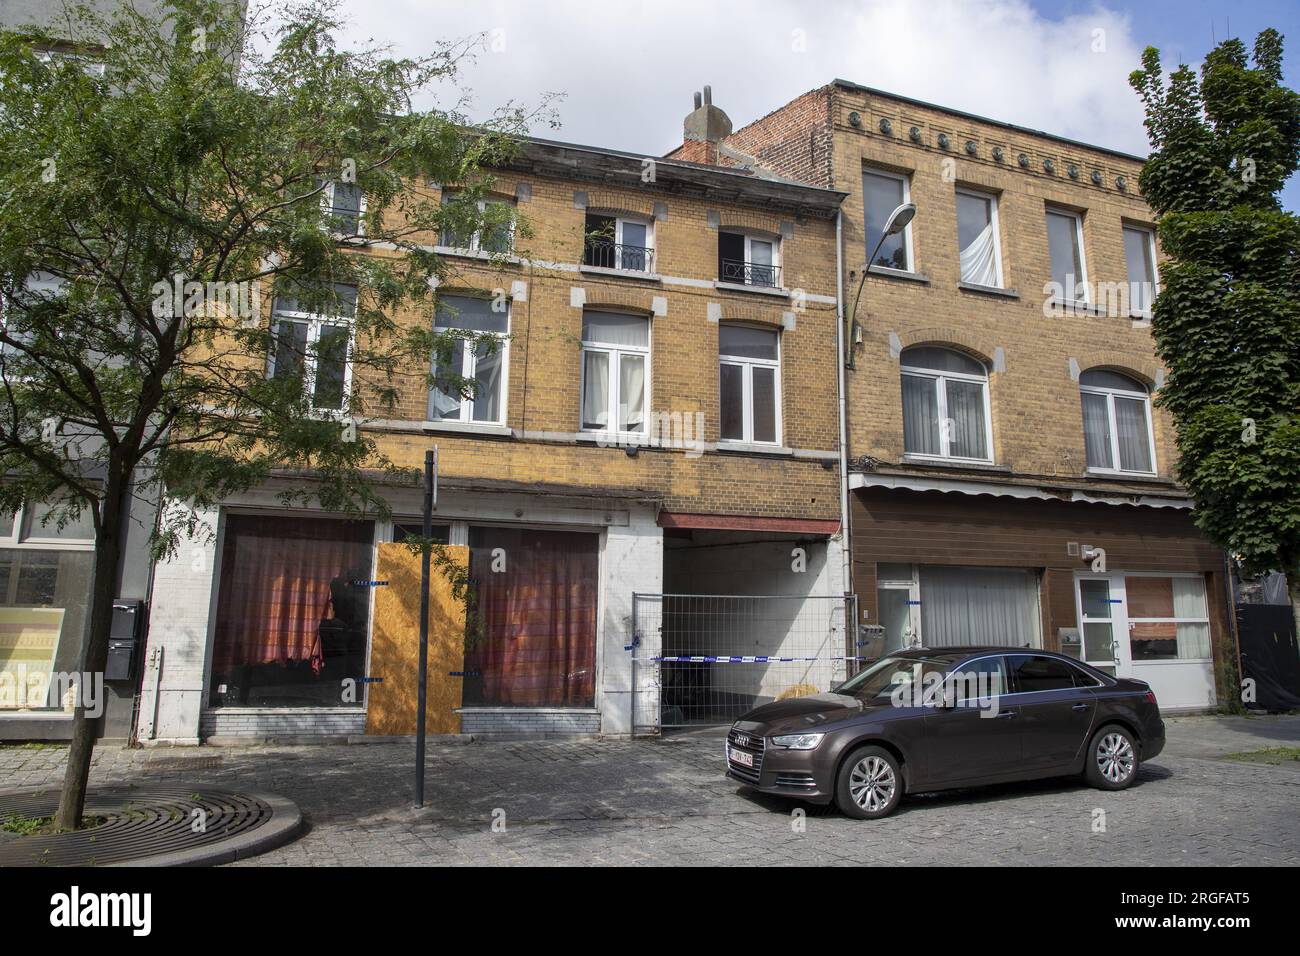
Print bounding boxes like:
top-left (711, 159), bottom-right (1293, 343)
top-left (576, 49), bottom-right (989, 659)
top-left (415, 447), bottom-right (434, 808)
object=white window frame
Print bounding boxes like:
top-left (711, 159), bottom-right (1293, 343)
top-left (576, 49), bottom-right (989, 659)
top-left (1080, 376), bottom-right (1157, 476)
top-left (900, 352), bottom-right (994, 463)
top-left (0, 503), bottom-right (96, 551)
top-left (718, 326), bottom-right (782, 445)
top-left (579, 312), bottom-right (651, 437)
top-left (1045, 207), bottom-right (1089, 305)
top-left (955, 187), bottom-right (1004, 288)
top-left (430, 301), bottom-right (510, 426)
top-left (320, 180), bottom-right (366, 237)
top-left (863, 168), bottom-right (914, 272)
top-left (439, 193), bottom-right (515, 254)
top-left (1122, 223), bottom-right (1159, 318)
top-left (268, 295), bottom-right (355, 415)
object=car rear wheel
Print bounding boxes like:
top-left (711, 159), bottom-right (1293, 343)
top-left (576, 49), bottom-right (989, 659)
top-left (835, 745), bottom-right (903, 819)
top-left (1085, 724), bottom-right (1139, 790)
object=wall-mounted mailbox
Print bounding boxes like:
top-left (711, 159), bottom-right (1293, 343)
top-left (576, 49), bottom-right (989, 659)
top-left (1057, 627), bottom-right (1081, 647)
top-left (105, 598), bottom-right (144, 682)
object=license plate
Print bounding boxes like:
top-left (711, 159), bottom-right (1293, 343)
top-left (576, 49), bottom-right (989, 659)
top-left (728, 746), bottom-right (754, 768)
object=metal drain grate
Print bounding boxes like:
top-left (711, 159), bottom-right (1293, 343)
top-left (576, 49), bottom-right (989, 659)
top-left (0, 785), bottom-right (292, 866)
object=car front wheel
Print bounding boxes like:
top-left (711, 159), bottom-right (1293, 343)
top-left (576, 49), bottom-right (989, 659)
top-left (835, 745), bottom-right (903, 819)
top-left (1085, 724), bottom-right (1140, 790)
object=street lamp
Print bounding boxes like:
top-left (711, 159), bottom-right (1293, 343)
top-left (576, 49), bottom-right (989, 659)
top-left (846, 202), bottom-right (916, 368)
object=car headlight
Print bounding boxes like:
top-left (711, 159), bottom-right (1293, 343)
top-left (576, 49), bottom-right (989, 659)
top-left (770, 733), bottom-right (825, 750)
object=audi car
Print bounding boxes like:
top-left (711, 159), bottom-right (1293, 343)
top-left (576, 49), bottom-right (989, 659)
top-left (724, 647), bottom-right (1164, 819)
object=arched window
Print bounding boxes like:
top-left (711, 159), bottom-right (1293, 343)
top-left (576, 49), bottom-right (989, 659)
top-left (1079, 369), bottom-right (1155, 474)
top-left (900, 346), bottom-right (991, 461)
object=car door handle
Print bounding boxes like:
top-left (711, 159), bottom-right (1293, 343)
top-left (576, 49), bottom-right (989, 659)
top-left (995, 710), bottom-right (1017, 719)
top-left (1071, 703), bottom-right (1089, 711)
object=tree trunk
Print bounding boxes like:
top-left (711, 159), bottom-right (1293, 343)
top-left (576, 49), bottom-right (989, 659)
top-left (52, 469), bottom-right (127, 832)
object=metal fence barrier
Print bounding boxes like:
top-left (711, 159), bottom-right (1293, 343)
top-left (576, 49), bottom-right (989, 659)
top-left (631, 593), bottom-right (858, 730)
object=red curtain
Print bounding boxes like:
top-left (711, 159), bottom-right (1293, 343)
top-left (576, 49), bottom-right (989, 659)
top-left (467, 527), bottom-right (598, 706)
top-left (212, 514), bottom-right (374, 674)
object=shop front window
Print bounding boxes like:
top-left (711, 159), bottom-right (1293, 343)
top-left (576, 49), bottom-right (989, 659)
top-left (209, 513), bottom-right (375, 708)
top-left (0, 504), bottom-right (94, 712)
top-left (462, 526), bottom-right (598, 708)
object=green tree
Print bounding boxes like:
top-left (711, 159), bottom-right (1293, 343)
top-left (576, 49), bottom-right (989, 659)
top-left (0, 0), bottom-right (542, 830)
top-left (1130, 29), bottom-right (1300, 653)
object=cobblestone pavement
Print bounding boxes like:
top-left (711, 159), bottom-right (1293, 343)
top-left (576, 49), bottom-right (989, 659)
top-left (2, 714), bottom-right (1297, 866)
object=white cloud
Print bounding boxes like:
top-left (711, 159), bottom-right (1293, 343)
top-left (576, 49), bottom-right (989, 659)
top-left (299, 0), bottom-right (1152, 158)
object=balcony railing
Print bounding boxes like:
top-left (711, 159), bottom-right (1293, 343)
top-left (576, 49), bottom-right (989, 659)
top-left (583, 239), bottom-right (654, 273)
top-left (720, 259), bottom-right (781, 288)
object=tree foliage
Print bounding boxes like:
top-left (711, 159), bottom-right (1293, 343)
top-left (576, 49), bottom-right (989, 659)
top-left (0, 0), bottom-right (548, 827)
top-left (1129, 30), bottom-right (1300, 588)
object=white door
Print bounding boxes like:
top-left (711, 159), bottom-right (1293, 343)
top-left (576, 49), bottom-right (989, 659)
top-left (1074, 575), bottom-right (1131, 676)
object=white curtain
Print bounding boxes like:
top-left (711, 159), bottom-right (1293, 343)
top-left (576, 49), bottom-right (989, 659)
top-left (945, 379), bottom-right (987, 458)
top-left (582, 350), bottom-right (609, 428)
top-left (1173, 577), bottom-right (1211, 658)
top-left (1114, 397), bottom-right (1152, 471)
top-left (619, 353), bottom-right (645, 431)
top-left (902, 375), bottom-right (939, 454)
top-left (919, 566), bottom-right (1042, 648)
top-left (1081, 392), bottom-right (1112, 468)
top-left (959, 222), bottom-right (998, 286)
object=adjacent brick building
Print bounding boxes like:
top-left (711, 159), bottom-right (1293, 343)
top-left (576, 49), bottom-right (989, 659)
top-left (673, 80), bottom-right (1230, 710)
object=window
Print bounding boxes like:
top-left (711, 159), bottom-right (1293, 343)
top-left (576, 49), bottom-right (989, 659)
top-left (1046, 208), bottom-right (1087, 303)
top-left (583, 213), bottom-right (654, 273)
top-left (956, 188), bottom-right (1002, 287)
top-left (391, 523), bottom-right (450, 545)
top-left (864, 169), bottom-right (912, 270)
top-left (900, 346), bottom-right (992, 461)
top-left (269, 284), bottom-right (357, 412)
top-left (209, 514), bottom-right (375, 708)
top-left (463, 526), bottom-right (598, 707)
top-left (946, 656), bottom-right (1008, 703)
top-left (719, 325), bottom-right (780, 444)
top-left (580, 311), bottom-right (649, 433)
top-left (1079, 369), bottom-right (1155, 474)
top-left (0, 501), bottom-right (95, 712)
top-left (718, 231), bottom-right (780, 287)
top-left (428, 295), bottom-right (509, 425)
top-left (1123, 224), bottom-right (1158, 316)
top-left (320, 180), bottom-right (364, 235)
top-left (918, 566), bottom-right (1042, 648)
top-left (1123, 575), bottom-right (1211, 661)
top-left (1008, 654), bottom-right (1076, 693)
top-left (439, 192), bottom-right (513, 254)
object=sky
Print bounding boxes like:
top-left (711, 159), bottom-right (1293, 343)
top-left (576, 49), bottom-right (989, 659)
top-left (294, 0), bottom-right (1300, 211)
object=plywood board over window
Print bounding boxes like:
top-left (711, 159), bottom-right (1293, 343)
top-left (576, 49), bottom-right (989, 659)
top-left (365, 543), bottom-right (469, 735)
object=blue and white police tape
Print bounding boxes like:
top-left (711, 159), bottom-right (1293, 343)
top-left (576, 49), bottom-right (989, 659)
top-left (648, 655), bottom-right (872, 663)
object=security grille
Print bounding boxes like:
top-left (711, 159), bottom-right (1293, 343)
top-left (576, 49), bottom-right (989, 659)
top-left (631, 593), bottom-right (858, 730)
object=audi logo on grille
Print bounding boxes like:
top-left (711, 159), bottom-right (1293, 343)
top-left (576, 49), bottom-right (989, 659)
top-left (735, 734), bottom-right (750, 747)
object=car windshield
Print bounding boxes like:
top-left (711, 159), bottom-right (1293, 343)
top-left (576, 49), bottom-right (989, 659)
top-left (835, 655), bottom-right (954, 701)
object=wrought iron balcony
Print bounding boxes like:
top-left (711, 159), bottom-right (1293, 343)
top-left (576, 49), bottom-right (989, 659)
top-left (583, 239), bottom-right (654, 273)
top-left (720, 258), bottom-right (781, 288)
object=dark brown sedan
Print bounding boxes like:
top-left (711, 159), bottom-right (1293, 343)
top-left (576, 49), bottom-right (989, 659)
top-left (725, 647), bottom-right (1165, 819)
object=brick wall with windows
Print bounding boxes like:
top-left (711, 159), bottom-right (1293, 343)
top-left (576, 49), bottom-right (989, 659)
top-left (708, 81), bottom-right (1173, 492)
top-left (340, 153), bottom-right (845, 521)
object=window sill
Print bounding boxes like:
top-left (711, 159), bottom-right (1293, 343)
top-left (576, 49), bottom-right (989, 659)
top-left (575, 430), bottom-right (648, 446)
top-left (578, 264), bottom-right (661, 283)
top-left (867, 265), bottom-right (930, 284)
top-left (717, 441), bottom-right (793, 456)
top-left (901, 454), bottom-right (1005, 471)
top-left (1046, 297), bottom-right (1112, 317)
top-left (713, 281), bottom-right (790, 298)
top-left (1085, 468), bottom-right (1163, 482)
top-left (421, 420), bottom-right (512, 437)
top-left (432, 245), bottom-right (522, 266)
top-left (958, 281), bottom-right (1018, 299)
top-left (456, 706), bottom-right (600, 714)
top-left (205, 706), bottom-right (366, 714)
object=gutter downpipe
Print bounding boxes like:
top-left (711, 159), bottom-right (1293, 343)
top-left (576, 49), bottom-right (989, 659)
top-left (835, 209), bottom-right (854, 628)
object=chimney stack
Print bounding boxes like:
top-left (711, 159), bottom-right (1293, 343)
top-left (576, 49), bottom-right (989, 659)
top-left (683, 85), bottom-right (732, 144)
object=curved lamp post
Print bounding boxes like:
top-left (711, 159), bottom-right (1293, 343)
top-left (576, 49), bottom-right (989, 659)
top-left (846, 202), bottom-right (916, 369)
